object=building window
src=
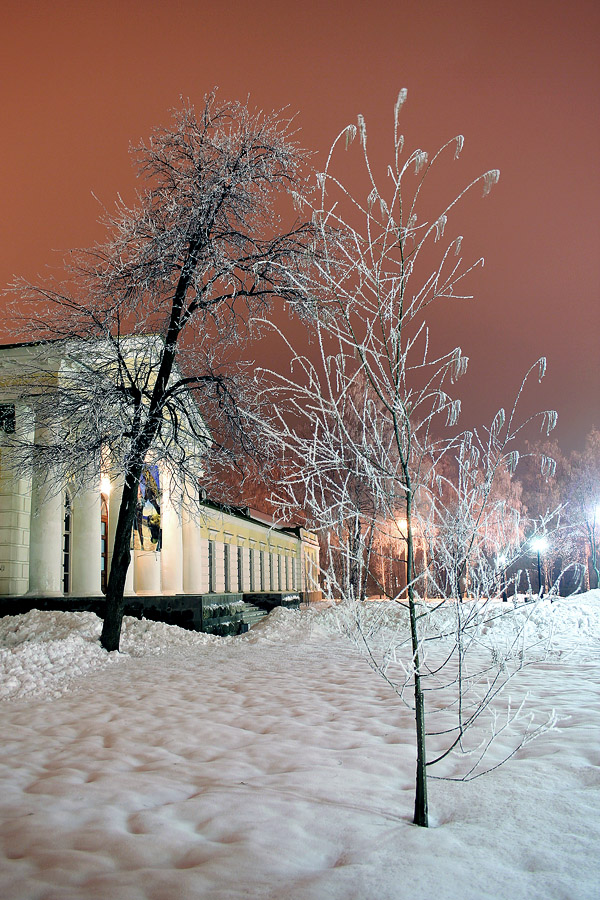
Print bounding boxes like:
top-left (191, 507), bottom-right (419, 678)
top-left (291, 557), bottom-right (296, 590)
top-left (63, 491), bottom-right (72, 594)
top-left (249, 548), bottom-right (255, 592)
top-left (278, 554), bottom-right (282, 591)
top-left (237, 546), bottom-right (243, 592)
top-left (208, 540), bottom-right (216, 592)
top-left (0, 404), bottom-right (15, 434)
top-left (260, 551), bottom-right (265, 591)
top-left (224, 544), bottom-right (230, 592)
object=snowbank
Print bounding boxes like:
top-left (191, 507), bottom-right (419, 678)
top-left (1, 593), bottom-right (598, 703)
top-left (0, 595), bottom-right (598, 899)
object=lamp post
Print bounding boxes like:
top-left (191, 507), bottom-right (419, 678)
top-left (496, 553), bottom-right (508, 602)
top-left (590, 504), bottom-right (600, 590)
top-left (531, 536), bottom-right (548, 597)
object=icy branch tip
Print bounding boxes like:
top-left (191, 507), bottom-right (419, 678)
top-left (537, 357), bottom-right (547, 381)
top-left (357, 114), bottom-right (367, 149)
top-left (451, 348), bottom-right (468, 382)
top-left (506, 449), bottom-right (519, 473)
top-left (414, 150), bottom-right (428, 174)
top-left (434, 215), bottom-right (447, 241)
top-left (491, 408), bottom-right (506, 434)
top-left (482, 170), bottom-right (500, 196)
top-left (542, 410), bottom-right (558, 435)
top-left (394, 89), bottom-right (408, 118)
top-left (540, 454), bottom-right (556, 477)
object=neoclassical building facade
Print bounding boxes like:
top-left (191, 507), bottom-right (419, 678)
top-left (0, 341), bottom-right (320, 626)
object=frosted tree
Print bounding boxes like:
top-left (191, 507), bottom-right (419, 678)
top-left (6, 92), bottom-right (314, 651)
top-left (265, 91), bottom-right (558, 826)
top-left (514, 437), bottom-right (576, 592)
top-left (568, 427), bottom-right (600, 590)
top-left (422, 367), bottom-right (559, 603)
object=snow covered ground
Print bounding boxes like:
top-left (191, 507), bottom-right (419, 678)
top-left (0, 594), bottom-right (599, 899)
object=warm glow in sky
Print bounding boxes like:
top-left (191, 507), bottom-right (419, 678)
top-left (1, 0), bottom-right (598, 449)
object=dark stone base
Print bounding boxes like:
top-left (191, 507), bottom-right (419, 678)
top-left (0, 590), bottom-right (305, 636)
top-left (242, 592), bottom-right (300, 612)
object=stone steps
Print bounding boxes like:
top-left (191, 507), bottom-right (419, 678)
top-left (240, 602), bottom-right (269, 628)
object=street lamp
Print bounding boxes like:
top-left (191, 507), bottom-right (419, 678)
top-left (531, 536), bottom-right (548, 596)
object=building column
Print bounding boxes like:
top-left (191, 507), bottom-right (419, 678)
top-left (70, 484), bottom-right (102, 596)
top-left (0, 403), bottom-right (34, 597)
top-left (160, 474), bottom-right (183, 594)
top-left (182, 504), bottom-right (203, 593)
top-left (107, 477), bottom-right (135, 595)
top-left (28, 472), bottom-right (63, 597)
top-left (133, 549), bottom-right (161, 595)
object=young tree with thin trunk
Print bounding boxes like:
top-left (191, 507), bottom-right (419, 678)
top-left (265, 91), bottom-right (557, 826)
top-left (7, 92), bottom-right (313, 651)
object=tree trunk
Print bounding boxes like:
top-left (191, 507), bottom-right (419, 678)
top-left (590, 539), bottom-right (599, 591)
top-left (406, 496), bottom-right (428, 827)
top-left (360, 517), bottom-right (376, 602)
top-left (99, 323), bottom-right (181, 652)
top-left (349, 515), bottom-right (362, 601)
top-left (100, 468), bottom-right (142, 651)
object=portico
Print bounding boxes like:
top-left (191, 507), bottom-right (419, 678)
top-left (7, 467), bottom-right (318, 602)
top-left (0, 340), bottom-right (321, 628)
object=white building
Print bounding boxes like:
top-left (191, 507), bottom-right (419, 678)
top-left (0, 341), bottom-right (320, 630)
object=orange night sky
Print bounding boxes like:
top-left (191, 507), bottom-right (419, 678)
top-left (1, 0), bottom-right (598, 449)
